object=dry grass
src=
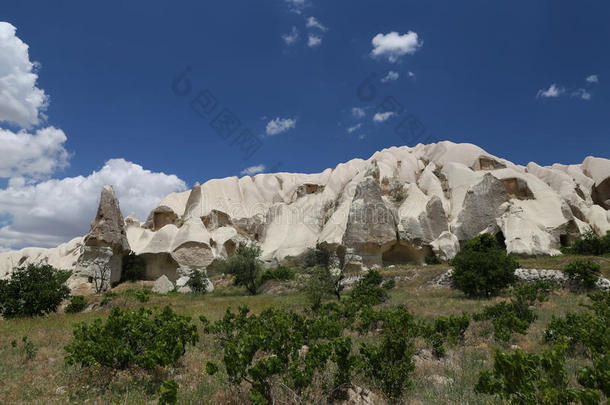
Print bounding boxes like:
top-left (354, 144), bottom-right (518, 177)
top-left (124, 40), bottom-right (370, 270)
top-left (0, 256), bottom-right (604, 404)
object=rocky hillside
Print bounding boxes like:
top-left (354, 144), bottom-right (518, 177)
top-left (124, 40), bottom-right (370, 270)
top-left (1, 141), bottom-right (609, 291)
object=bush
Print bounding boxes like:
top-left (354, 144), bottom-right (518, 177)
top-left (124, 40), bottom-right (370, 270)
top-left (418, 313), bottom-right (471, 357)
top-left (451, 234), bottom-right (519, 298)
top-left (132, 289), bottom-right (151, 303)
top-left (65, 295), bottom-right (87, 314)
top-left (475, 342), bottom-right (600, 404)
top-left (304, 266), bottom-right (338, 311)
top-left (303, 247), bottom-right (336, 269)
top-left (215, 243), bottom-right (264, 295)
top-left (566, 229), bottom-right (610, 256)
top-left (350, 270), bottom-right (389, 307)
top-left (186, 269), bottom-right (210, 294)
top-left (260, 265), bottom-right (295, 284)
top-left (158, 379), bottom-right (178, 405)
top-left (563, 260), bottom-right (601, 290)
top-left (121, 253), bottom-right (147, 282)
top-left (11, 336), bottom-right (37, 361)
top-left (0, 264), bottom-right (71, 318)
top-left (65, 306), bottom-right (199, 371)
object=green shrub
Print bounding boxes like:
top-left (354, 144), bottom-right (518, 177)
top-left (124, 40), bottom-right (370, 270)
top-left (0, 264), bottom-right (71, 318)
top-left (186, 269), bottom-right (210, 294)
top-left (563, 260), bottom-right (601, 290)
top-left (260, 265), bottom-right (295, 284)
top-left (121, 253), bottom-right (147, 282)
top-left (158, 379), bottom-right (178, 405)
top-left (303, 247), bottom-right (336, 269)
top-left (451, 234), bottom-right (519, 298)
top-left (350, 270), bottom-right (388, 307)
top-left (215, 243), bottom-right (264, 295)
top-left (11, 336), bottom-right (37, 361)
top-left (304, 266), bottom-right (343, 310)
top-left (133, 289), bottom-right (151, 303)
top-left (474, 300), bottom-right (535, 342)
top-left (565, 229), bottom-right (610, 256)
top-left (418, 313), bottom-right (471, 357)
top-left (65, 306), bottom-right (198, 371)
top-left (475, 342), bottom-right (600, 404)
top-left (65, 295), bottom-right (87, 314)
top-left (382, 278), bottom-right (396, 290)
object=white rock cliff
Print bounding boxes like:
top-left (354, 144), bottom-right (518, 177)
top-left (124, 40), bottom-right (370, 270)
top-left (1, 141), bottom-right (609, 290)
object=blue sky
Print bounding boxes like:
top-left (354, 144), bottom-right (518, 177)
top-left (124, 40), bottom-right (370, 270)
top-left (0, 0), bottom-right (609, 250)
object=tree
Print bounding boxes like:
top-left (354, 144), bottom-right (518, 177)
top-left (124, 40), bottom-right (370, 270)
top-left (0, 264), bottom-right (71, 318)
top-left (215, 243), bottom-right (264, 295)
top-left (186, 269), bottom-right (211, 294)
top-left (563, 260), bottom-right (601, 290)
top-left (451, 233), bottom-right (519, 298)
top-left (91, 260), bottom-right (112, 294)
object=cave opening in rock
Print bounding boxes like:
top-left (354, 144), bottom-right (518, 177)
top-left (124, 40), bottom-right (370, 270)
top-left (495, 231), bottom-right (506, 249)
top-left (382, 243), bottom-right (427, 266)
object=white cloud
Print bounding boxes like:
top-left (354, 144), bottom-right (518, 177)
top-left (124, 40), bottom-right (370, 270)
top-left (265, 117), bottom-right (296, 136)
top-left (285, 0), bottom-right (307, 14)
top-left (586, 75), bottom-right (599, 84)
top-left (0, 22), bottom-right (48, 128)
top-left (351, 107), bottom-right (366, 118)
top-left (308, 35), bottom-right (322, 48)
top-left (536, 83), bottom-right (564, 98)
top-left (0, 159), bottom-right (187, 250)
top-left (282, 26), bottom-right (299, 45)
top-left (347, 123), bottom-right (362, 133)
top-left (0, 126), bottom-right (69, 179)
top-left (371, 31), bottom-right (422, 63)
top-left (408, 71), bottom-right (415, 78)
top-left (240, 164), bottom-right (265, 176)
top-left (358, 134), bottom-right (366, 140)
top-left (572, 88), bottom-right (592, 100)
top-left (373, 111), bottom-right (396, 122)
top-left (381, 71), bottom-right (400, 83)
top-left (306, 16), bottom-right (328, 31)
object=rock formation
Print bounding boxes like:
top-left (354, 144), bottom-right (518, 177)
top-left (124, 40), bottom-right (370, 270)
top-left (1, 141), bottom-right (610, 292)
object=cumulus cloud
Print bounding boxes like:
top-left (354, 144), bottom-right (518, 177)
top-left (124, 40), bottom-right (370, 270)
top-left (347, 123), bottom-right (362, 133)
top-left (572, 88), bottom-right (592, 100)
top-left (351, 107), bottom-right (366, 119)
top-left (0, 22), bottom-right (48, 128)
top-left (586, 75), bottom-right (599, 84)
top-left (285, 0), bottom-right (307, 14)
top-left (308, 35), bottom-right (322, 47)
top-left (240, 164), bottom-right (265, 176)
top-left (0, 126), bottom-right (69, 179)
top-left (381, 71), bottom-right (399, 83)
top-left (306, 16), bottom-right (327, 31)
top-left (265, 117), bottom-right (296, 136)
top-left (371, 31), bottom-right (422, 63)
top-left (282, 26), bottom-right (299, 45)
top-left (408, 71), bottom-right (415, 78)
top-left (0, 159), bottom-right (187, 250)
top-left (373, 111), bottom-right (396, 122)
top-left (536, 83), bottom-right (564, 98)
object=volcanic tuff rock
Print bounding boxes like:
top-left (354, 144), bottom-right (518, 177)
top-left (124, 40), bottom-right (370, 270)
top-left (1, 141), bottom-right (610, 291)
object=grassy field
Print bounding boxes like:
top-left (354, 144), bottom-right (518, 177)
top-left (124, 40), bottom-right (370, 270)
top-left (0, 256), bottom-right (605, 405)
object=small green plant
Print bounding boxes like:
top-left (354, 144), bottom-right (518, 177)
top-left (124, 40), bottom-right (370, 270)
top-left (475, 342), bottom-right (600, 404)
top-left (186, 269), bottom-right (210, 293)
top-left (260, 265), bottom-right (295, 284)
top-left (303, 266), bottom-right (343, 310)
top-left (382, 278), bottom-right (396, 290)
top-left (418, 313), bottom-right (471, 357)
top-left (65, 295), bottom-right (87, 314)
top-left (215, 243), bottom-right (264, 295)
top-left (133, 289), bottom-right (151, 303)
top-left (12, 336), bottom-right (37, 361)
top-left (65, 306), bottom-right (198, 371)
top-left (350, 270), bottom-right (388, 307)
top-left (451, 234), bottom-right (519, 298)
top-left (0, 264), bottom-right (71, 318)
top-left (564, 229), bottom-right (610, 256)
top-left (563, 260), bottom-right (601, 290)
top-left (158, 379), bottom-right (179, 405)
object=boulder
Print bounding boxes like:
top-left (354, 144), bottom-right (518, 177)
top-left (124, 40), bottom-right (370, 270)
top-left (430, 231), bottom-right (460, 261)
top-left (453, 173), bottom-right (509, 241)
top-left (152, 275), bottom-right (174, 294)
